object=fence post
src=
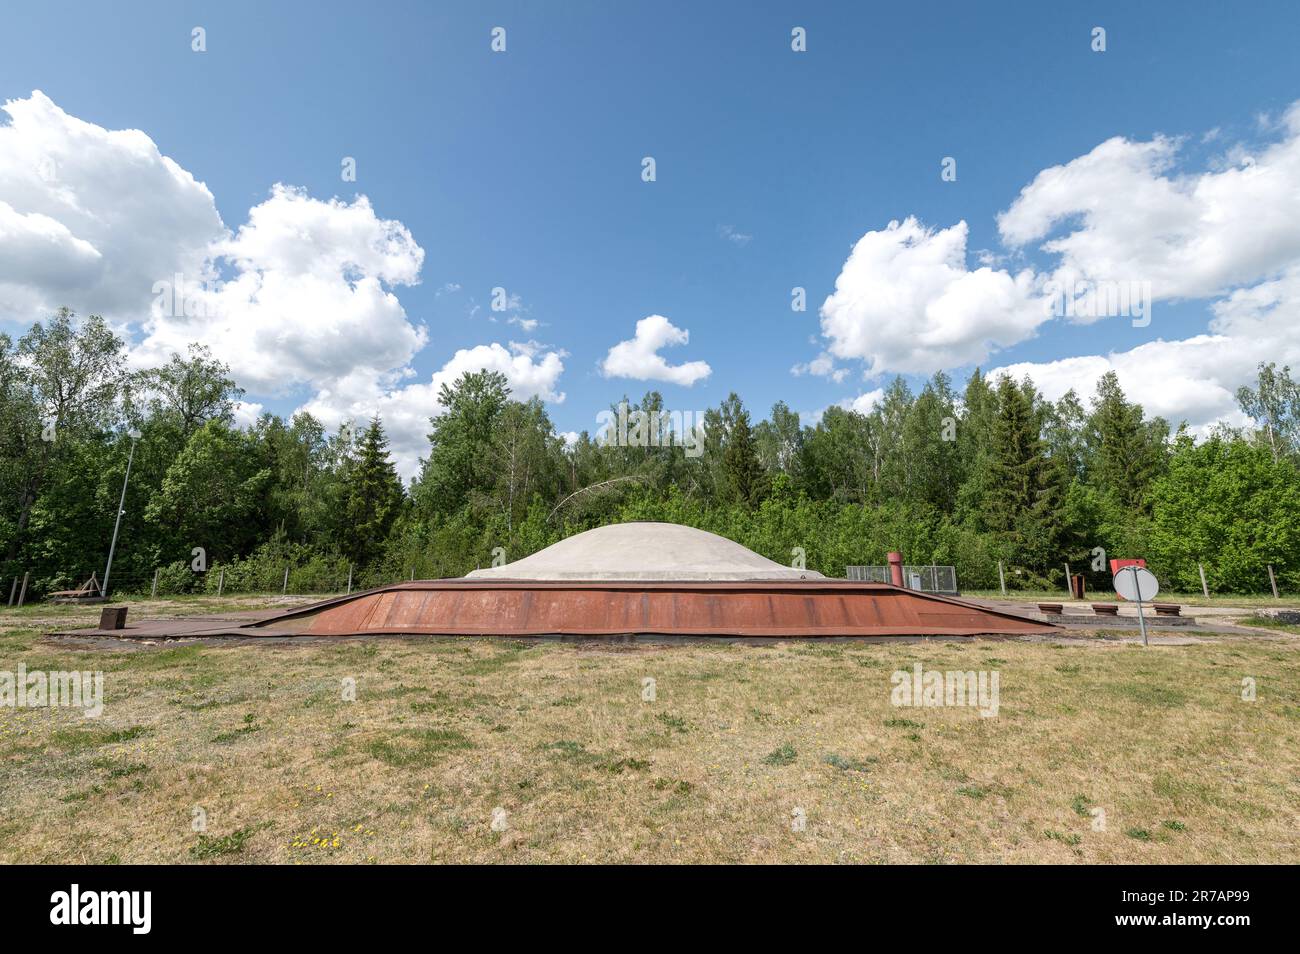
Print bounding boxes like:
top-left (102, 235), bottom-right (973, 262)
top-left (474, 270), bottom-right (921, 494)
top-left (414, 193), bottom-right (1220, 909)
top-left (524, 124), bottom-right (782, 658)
top-left (1268, 564), bottom-right (1279, 599)
top-left (282, 565), bottom-right (290, 594)
top-left (997, 561), bottom-right (1006, 597)
top-left (410, 566), bottom-right (415, 581)
top-left (1198, 562), bottom-right (1209, 598)
top-left (1064, 562), bottom-right (1072, 596)
top-left (7, 576), bottom-right (16, 606)
top-left (151, 567), bottom-right (159, 598)
top-left (217, 567), bottom-right (225, 597)
top-left (17, 571), bottom-right (29, 608)
top-left (346, 564), bottom-right (353, 594)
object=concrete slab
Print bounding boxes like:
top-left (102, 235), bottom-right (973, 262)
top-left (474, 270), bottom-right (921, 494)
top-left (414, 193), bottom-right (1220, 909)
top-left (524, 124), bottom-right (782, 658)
top-left (49, 610), bottom-right (303, 640)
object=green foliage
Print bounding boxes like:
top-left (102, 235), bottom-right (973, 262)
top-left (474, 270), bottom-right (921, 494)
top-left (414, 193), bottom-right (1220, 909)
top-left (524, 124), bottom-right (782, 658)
top-left (190, 823), bottom-right (268, 859)
top-left (968, 375), bottom-right (1068, 577)
top-left (144, 420), bottom-right (272, 563)
top-left (1148, 435), bottom-right (1300, 591)
top-left (151, 560), bottom-right (203, 596)
top-left (341, 418), bottom-right (404, 566)
top-left (416, 369), bottom-right (511, 518)
top-left (721, 399), bottom-right (767, 506)
top-left (1235, 362), bottom-right (1300, 463)
top-left (1083, 371), bottom-right (1169, 511)
top-left (754, 400), bottom-right (803, 478)
top-left (4, 307), bottom-right (1299, 598)
top-left (141, 343), bottom-right (243, 438)
top-left (761, 742), bottom-right (797, 766)
top-left (202, 541), bottom-right (351, 594)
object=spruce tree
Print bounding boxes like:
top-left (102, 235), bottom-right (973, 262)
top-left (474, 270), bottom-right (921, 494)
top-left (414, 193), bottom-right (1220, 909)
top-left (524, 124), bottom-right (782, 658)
top-left (1083, 372), bottom-right (1167, 511)
top-left (954, 369), bottom-right (998, 525)
top-left (723, 403), bottom-right (767, 507)
top-left (982, 376), bottom-right (1065, 572)
top-left (342, 417), bottom-right (404, 566)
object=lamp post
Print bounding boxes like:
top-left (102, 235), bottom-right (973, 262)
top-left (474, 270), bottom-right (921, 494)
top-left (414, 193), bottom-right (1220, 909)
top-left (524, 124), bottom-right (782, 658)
top-left (102, 427), bottom-right (142, 599)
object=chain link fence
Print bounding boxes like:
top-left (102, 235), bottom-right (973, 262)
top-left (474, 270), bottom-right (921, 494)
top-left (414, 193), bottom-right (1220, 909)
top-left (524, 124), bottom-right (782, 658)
top-left (846, 564), bottom-right (959, 595)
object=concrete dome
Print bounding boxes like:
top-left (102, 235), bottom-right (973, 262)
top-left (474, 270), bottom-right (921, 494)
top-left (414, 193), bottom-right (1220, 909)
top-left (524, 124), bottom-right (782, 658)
top-left (465, 521), bottom-right (825, 581)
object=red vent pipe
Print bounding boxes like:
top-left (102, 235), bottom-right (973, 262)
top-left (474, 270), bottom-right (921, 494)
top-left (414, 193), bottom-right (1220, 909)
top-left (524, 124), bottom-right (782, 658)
top-left (887, 551), bottom-right (904, 587)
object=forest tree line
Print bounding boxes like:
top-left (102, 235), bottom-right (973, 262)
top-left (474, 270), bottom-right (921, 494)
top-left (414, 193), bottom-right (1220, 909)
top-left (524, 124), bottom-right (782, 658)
top-left (3, 308), bottom-right (1300, 597)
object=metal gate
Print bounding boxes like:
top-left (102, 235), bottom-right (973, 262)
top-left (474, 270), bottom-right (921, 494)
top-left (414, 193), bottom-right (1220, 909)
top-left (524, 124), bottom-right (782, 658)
top-left (845, 565), bottom-right (959, 595)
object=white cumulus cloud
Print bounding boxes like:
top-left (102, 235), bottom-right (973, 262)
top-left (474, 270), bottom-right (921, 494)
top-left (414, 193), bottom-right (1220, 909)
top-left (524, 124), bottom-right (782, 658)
top-left (818, 217), bottom-right (1042, 376)
top-left (0, 90), bottom-right (567, 479)
top-left (814, 105), bottom-right (1300, 437)
top-left (790, 351), bottom-right (849, 383)
top-left (135, 184), bottom-right (428, 396)
top-left (986, 106), bottom-right (1300, 432)
top-left (0, 90), bottom-right (222, 321)
top-left (998, 105), bottom-right (1300, 303)
top-left (993, 263), bottom-right (1300, 432)
top-left (600, 314), bottom-right (712, 387)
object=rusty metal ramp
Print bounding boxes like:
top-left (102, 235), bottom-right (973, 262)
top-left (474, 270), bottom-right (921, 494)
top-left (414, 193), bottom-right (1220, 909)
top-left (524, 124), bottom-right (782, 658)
top-left (249, 579), bottom-right (1054, 638)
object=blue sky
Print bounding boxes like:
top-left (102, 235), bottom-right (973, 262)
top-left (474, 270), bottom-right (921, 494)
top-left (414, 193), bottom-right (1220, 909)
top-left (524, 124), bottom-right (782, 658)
top-left (4, 0), bottom-right (1300, 474)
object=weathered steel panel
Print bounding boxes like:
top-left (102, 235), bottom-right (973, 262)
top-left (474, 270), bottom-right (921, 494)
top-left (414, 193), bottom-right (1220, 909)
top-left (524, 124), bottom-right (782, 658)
top-left (278, 580), bottom-right (1053, 638)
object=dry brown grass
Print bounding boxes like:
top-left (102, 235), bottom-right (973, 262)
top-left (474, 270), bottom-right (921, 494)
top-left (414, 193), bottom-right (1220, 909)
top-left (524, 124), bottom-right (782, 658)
top-left (1, 600), bottom-right (1297, 864)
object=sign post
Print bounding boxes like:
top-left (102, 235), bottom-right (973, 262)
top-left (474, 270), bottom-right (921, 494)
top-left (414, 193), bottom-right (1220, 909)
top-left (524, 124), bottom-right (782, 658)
top-left (1113, 565), bottom-right (1159, 648)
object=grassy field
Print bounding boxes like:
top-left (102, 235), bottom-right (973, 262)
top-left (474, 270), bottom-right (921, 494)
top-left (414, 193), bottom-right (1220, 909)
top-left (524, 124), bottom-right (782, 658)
top-left (0, 592), bottom-right (330, 624)
top-left (1, 598), bottom-right (1298, 864)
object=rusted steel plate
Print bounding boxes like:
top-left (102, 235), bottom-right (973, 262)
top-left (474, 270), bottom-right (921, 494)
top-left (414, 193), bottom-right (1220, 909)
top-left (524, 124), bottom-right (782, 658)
top-left (268, 580), bottom-right (1053, 638)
